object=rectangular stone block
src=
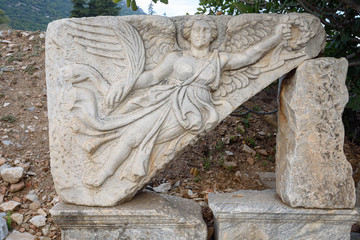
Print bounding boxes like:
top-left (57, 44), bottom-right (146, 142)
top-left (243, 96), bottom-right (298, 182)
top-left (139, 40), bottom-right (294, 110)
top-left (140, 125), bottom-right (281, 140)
top-left (50, 191), bottom-right (207, 240)
top-left (209, 189), bottom-right (360, 240)
top-left (276, 57), bottom-right (355, 208)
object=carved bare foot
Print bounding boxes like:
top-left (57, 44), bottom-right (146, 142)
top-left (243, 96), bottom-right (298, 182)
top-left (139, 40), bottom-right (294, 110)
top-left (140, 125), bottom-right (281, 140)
top-left (124, 151), bottom-right (149, 182)
top-left (82, 162), bottom-right (111, 188)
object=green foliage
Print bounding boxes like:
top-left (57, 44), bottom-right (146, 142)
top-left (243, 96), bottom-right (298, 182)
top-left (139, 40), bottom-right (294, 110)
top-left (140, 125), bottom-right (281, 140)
top-left (0, 0), bottom-right (73, 31)
top-left (203, 157), bottom-right (211, 170)
top-left (0, 9), bottom-right (10, 28)
top-left (215, 140), bottom-right (224, 151)
top-left (1, 115), bottom-right (16, 123)
top-left (245, 137), bottom-right (256, 147)
top-left (113, 0), bottom-right (168, 11)
top-left (198, 0), bottom-right (360, 140)
top-left (5, 211), bottom-right (12, 230)
top-left (88, 0), bottom-right (121, 17)
top-left (70, 0), bottom-right (88, 17)
top-left (194, 175), bottom-right (202, 182)
top-left (1, 0), bottom-right (145, 31)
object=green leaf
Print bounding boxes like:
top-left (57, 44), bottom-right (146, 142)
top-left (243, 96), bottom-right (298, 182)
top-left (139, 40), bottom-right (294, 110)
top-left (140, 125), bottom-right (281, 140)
top-left (112, 0), bottom-right (121, 3)
top-left (131, 0), bottom-right (138, 11)
top-left (160, 0), bottom-right (168, 4)
top-left (126, 0), bottom-right (131, 8)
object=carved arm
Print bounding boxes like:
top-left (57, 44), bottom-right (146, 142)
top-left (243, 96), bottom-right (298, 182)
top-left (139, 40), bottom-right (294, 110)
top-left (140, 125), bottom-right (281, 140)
top-left (222, 24), bottom-right (291, 71)
top-left (133, 52), bottom-right (179, 90)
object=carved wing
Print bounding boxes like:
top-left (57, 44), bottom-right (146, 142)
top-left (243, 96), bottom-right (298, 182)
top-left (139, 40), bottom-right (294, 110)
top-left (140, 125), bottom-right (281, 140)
top-left (219, 14), bottom-right (277, 53)
top-left (64, 17), bottom-right (145, 94)
top-left (126, 15), bottom-right (179, 71)
top-left (214, 14), bottom-right (276, 98)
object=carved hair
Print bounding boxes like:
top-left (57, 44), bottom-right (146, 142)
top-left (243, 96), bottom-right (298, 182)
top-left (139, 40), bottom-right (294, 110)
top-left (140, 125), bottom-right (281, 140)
top-left (183, 16), bottom-right (218, 43)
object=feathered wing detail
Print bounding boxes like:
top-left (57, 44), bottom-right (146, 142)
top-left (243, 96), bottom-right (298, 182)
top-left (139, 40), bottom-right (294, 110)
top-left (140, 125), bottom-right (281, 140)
top-left (219, 14), bottom-right (277, 53)
top-left (214, 67), bottom-right (260, 98)
top-left (126, 16), bottom-right (179, 71)
top-left (64, 17), bottom-right (145, 94)
top-left (214, 14), bottom-right (277, 98)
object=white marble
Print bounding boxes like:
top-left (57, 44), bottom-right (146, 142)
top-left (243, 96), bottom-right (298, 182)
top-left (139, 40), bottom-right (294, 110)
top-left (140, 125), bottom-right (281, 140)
top-left (46, 14), bottom-right (325, 206)
top-left (209, 189), bottom-right (360, 240)
top-left (50, 191), bottom-right (207, 240)
top-left (276, 58), bottom-right (355, 208)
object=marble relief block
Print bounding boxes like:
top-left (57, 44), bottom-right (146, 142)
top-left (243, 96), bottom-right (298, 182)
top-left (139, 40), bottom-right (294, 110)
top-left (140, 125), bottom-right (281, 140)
top-left (45, 14), bottom-right (325, 206)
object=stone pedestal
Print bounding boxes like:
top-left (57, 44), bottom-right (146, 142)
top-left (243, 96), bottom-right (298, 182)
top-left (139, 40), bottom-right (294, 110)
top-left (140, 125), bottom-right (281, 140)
top-left (50, 191), bottom-right (207, 240)
top-left (209, 190), bottom-right (360, 240)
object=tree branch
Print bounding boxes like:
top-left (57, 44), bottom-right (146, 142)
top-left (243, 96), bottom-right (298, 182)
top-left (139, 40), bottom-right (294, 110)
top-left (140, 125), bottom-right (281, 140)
top-left (347, 50), bottom-right (360, 60)
top-left (349, 60), bottom-right (360, 67)
top-left (337, 0), bottom-right (360, 12)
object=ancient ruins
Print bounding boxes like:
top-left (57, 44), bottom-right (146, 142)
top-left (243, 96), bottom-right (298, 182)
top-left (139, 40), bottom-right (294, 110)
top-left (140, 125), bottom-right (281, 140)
top-left (46, 14), bottom-right (358, 239)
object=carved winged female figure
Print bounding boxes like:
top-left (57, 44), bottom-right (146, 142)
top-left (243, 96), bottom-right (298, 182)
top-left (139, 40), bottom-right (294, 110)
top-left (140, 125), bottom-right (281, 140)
top-left (46, 14), bottom-right (322, 204)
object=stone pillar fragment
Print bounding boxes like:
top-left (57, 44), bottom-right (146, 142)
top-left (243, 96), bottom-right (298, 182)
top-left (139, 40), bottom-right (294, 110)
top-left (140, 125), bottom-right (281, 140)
top-left (276, 57), bottom-right (355, 208)
top-left (50, 191), bottom-right (207, 240)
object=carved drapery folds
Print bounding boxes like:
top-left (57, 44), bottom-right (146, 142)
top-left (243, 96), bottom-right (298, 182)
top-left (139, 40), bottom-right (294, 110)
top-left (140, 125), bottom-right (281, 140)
top-left (45, 14), bottom-right (325, 206)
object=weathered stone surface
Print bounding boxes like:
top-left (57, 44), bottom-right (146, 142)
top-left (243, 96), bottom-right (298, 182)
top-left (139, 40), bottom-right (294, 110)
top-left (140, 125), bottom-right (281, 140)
top-left (0, 201), bottom-right (20, 211)
top-left (0, 213), bottom-right (8, 240)
top-left (1, 167), bottom-right (23, 183)
top-left (50, 191), bottom-right (207, 240)
top-left (11, 213), bottom-right (24, 225)
top-left (29, 215), bottom-right (46, 228)
top-left (46, 14), bottom-right (325, 206)
top-left (9, 181), bottom-right (25, 193)
top-left (6, 230), bottom-right (35, 240)
top-left (276, 58), bottom-right (355, 208)
top-left (209, 189), bottom-right (360, 240)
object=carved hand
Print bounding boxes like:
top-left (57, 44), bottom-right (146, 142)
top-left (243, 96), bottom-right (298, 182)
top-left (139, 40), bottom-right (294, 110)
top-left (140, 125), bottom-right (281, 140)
top-left (275, 23), bottom-right (292, 42)
top-left (105, 81), bottom-right (125, 108)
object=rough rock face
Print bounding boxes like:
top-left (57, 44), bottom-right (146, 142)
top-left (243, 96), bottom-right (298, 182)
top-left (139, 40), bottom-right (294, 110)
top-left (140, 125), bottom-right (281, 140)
top-left (276, 57), bottom-right (355, 209)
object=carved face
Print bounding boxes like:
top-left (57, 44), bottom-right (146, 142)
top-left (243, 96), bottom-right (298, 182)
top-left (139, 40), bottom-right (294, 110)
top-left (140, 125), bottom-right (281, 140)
top-left (190, 20), bottom-right (212, 50)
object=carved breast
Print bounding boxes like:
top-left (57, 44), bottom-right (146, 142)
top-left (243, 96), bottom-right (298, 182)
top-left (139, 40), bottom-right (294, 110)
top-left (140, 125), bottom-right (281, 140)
top-left (173, 58), bottom-right (194, 81)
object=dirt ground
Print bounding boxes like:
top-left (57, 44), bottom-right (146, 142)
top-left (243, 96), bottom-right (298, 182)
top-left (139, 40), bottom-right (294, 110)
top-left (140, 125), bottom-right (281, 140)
top-left (1, 30), bottom-right (360, 239)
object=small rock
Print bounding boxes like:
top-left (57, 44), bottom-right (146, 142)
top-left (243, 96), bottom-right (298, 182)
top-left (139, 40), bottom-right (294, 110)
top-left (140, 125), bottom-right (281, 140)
top-left (1, 167), bottom-right (24, 183)
top-left (27, 107), bottom-right (36, 112)
top-left (0, 157), bottom-right (6, 166)
top-left (0, 164), bottom-right (10, 173)
top-left (241, 144), bottom-right (256, 156)
top-left (29, 35), bottom-right (35, 41)
top-left (153, 182), bottom-right (171, 193)
top-left (27, 126), bottom-right (35, 132)
top-left (223, 161), bottom-right (237, 168)
top-left (0, 201), bottom-right (21, 211)
top-left (6, 230), bottom-right (35, 240)
top-left (247, 157), bottom-right (255, 166)
top-left (25, 191), bottom-right (39, 202)
top-left (21, 32), bottom-right (30, 37)
top-left (257, 131), bottom-right (267, 136)
top-left (11, 213), bottom-right (24, 225)
top-left (3, 103), bottom-right (10, 107)
top-left (225, 150), bottom-right (234, 156)
top-left (235, 171), bottom-right (242, 177)
top-left (39, 33), bottom-right (45, 39)
top-left (256, 149), bottom-right (268, 156)
top-left (42, 224), bottom-right (50, 235)
top-left (37, 208), bottom-right (47, 217)
top-left (172, 180), bottom-right (180, 188)
top-left (30, 215), bottom-right (46, 227)
top-left (1, 140), bottom-right (13, 146)
top-left (10, 181), bottom-right (25, 192)
top-left (29, 201), bottom-right (41, 210)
